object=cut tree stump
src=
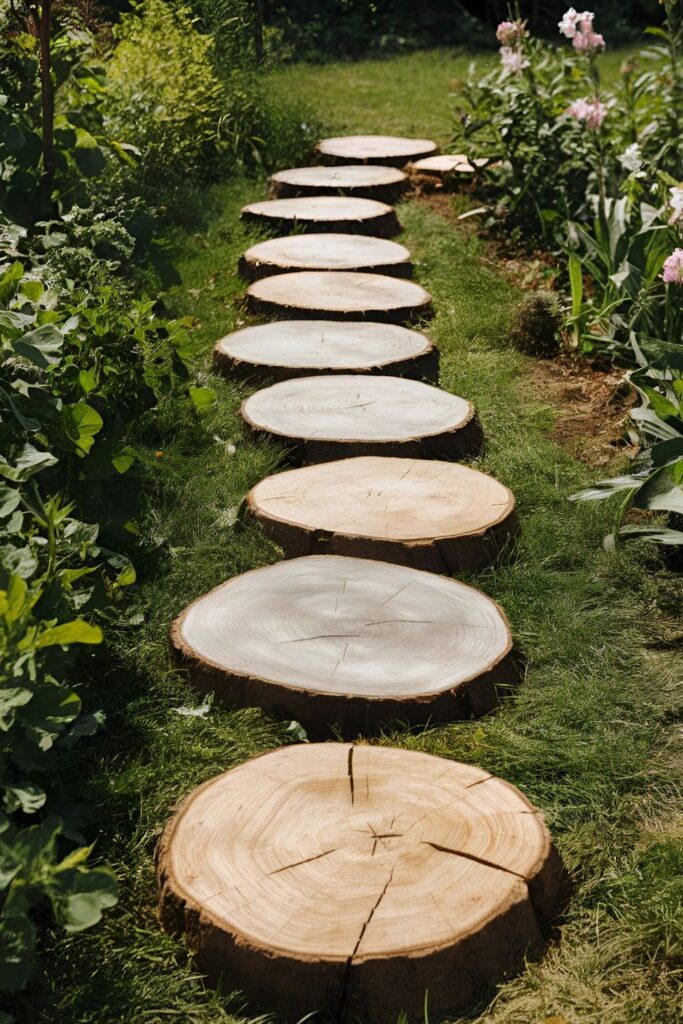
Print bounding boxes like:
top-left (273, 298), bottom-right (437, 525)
top-left (270, 164), bottom-right (408, 203)
top-left (411, 155), bottom-right (493, 177)
top-left (247, 456), bottom-right (517, 574)
top-left (246, 271), bottom-right (432, 324)
top-left (240, 196), bottom-right (400, 237)
top-left (171, 555), bottom-right (518, 736)
top-left (213, 320), bottom-right (439, 384)
top-left (316, 134), bottom-right (439, 167)
top-left (240, 375), bottom-right (482, 462)
top-left (158, 743), bottom-right (564, 1023)
top-left (239, 233), bottom-right (412, 281)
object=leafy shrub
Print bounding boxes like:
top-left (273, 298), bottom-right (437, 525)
top-left (508, 291), bottom-right (561, 358)
top-left (104, 0), bottom-right (223, 199)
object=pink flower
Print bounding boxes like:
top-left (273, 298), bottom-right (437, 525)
top-left (559, 7), bottom-right (580, 37)
top-left (573, 28), bottom-right (605, 51)
top-left (567, 97), bottom-right (607, 129)
top-left (500, 46), bottom-right (530, 74)
top-left (496, 20), bottom-right (517, 44)
top-left (662, 248), bottom-right (683, 285)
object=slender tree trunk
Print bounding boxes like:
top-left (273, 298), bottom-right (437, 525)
top-left (32, 0), bottom-right (55, 211)
top-left (253, 0), bottom-right (264, 64)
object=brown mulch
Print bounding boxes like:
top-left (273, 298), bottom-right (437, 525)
top-left (528, 356), bottom-right (637, 467)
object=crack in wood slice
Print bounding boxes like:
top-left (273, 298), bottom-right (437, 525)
top-left (247, 456), bottom-right (518, 574)
top-left (316, 135), bottom-right (439, 168)
top-left (157, 744), bottom-right (565, 1022)
top-left (240, 196), bottom-right (401, 238)
top-left (246, 271), bottom-right (433, 325)
top-left (240, 375), bottom-right (483, 463)
top-left (170, 554), bottom-right (519, 737)
top-left (270, 164), bottom-right (408, 203)
top-left (212, 321), bottom-right (439, 385)
top-left (239, 233), bottom-right (413, 282)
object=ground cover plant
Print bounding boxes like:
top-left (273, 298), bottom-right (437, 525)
top-left (1, 5), bottom-right (681, 1024)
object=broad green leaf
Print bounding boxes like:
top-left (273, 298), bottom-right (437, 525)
top-left (0, 443), bottom-right (57, 482)
top-left (13, 323), bottom-right (64, 368)
top-left (62, 403), bottom-right (103, 457)
top-left (111, 446), bottom-right (136, 475)
top-left (632, 464), bottom-right (683, 514)
top-left (113, 563), bottom-right (136, 589)
top-left (18, 280), bottom-right (44, 303)
top-left (0, 486), bottom-right (20, 519)
top-left (74, 144), bottom-right (106, 178)
top-left (0, 261), bottom-right (24, 304)
top-left (5, 575), bottom-right (27, 622)
top-left (78, 368), bottom-right (97, 394)
top-left (189, 385), bottom-right (217, 413)
top-left (36, 620), bottom-right (103, 648)
top-left (50, 865), bottom-right (118, 933)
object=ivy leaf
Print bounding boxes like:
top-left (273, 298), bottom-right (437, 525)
top-left (0, 261), bottom-right (24, 304)
top-left (35, 620), bottom-right (103, 648)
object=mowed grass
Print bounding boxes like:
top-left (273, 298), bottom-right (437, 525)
top-left (18, 50), bottom-right (682, 1024)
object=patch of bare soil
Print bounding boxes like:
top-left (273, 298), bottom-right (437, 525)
top-left (528, 356), bottom-right (637, 467)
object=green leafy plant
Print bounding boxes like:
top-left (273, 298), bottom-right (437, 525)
top-left (571, 352), bottom-right (683, 546)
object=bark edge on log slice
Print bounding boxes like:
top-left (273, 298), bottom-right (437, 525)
top-left (212, 320), bottom-right (439, 385)
top-left (248, 458), bottom-right (520, 577)
top-left (238, 233), bottom-right (413, 282)
top-left (270, 164), bottom-right (408, 203)
top-left (157, 743), bottom-right (565, 1022)
top-left (246, 271), bottom-right (433, 325)
top-left (240, 375), bottom-right (483, 463)
top-left (316, 134), bottom-right (439, 168)
top-left (240, 196), bottom-right (401, 238)
top-left (247, 456), bottom-right (517, 574)
top-left (170, 554), bottom-right (518, 737)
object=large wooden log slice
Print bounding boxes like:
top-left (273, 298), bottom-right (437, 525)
top-left (247, 456), bottom-right (517, 574)
top-left (213, 320), bottom-right (439, 385)
top-left (240, 196), bottom-right (400, 238)
top-left (411, 155), bottom-right (492, 177)
top-left (316, 134), bottom-right (439, 167)
top-left (157, 743), bottom-right (564, 1022)
top-left (171, 555), bottom-right (517, 736)
top-left (239, 233), bottom-right (412, 281)
top-left (240, 375), bottom-right (482, 462)
top-left (246, 271), bottom-right (432, 324)
top-left (270, 164), bottom-right (408, 203)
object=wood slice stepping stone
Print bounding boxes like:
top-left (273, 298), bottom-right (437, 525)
top-left (238, 233), bottom-right (412, 282)
top-left (213, 320), bottom-right (439, 385)
top-left (171, 555), bottom-right (518, 736)
top-left (316, 134), bottom-right (439, 168)
top-left (246, 271), bottom-right (432, 325)
top-left (411, 155), bottom-right (492, 177)
top-left (158, 743), bottom-right (564, 1022)
top-left (247, 456), bottom-right (517, 574)
top-left (240, 196), bottom-right (400, 238)
top-left (270, 164), bottom-right (408, 203)
top-left (240, 375), bottom-right (482, 463)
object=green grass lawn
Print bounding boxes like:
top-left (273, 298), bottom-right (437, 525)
top-left (18, 49), bottom-right (681, 1024)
